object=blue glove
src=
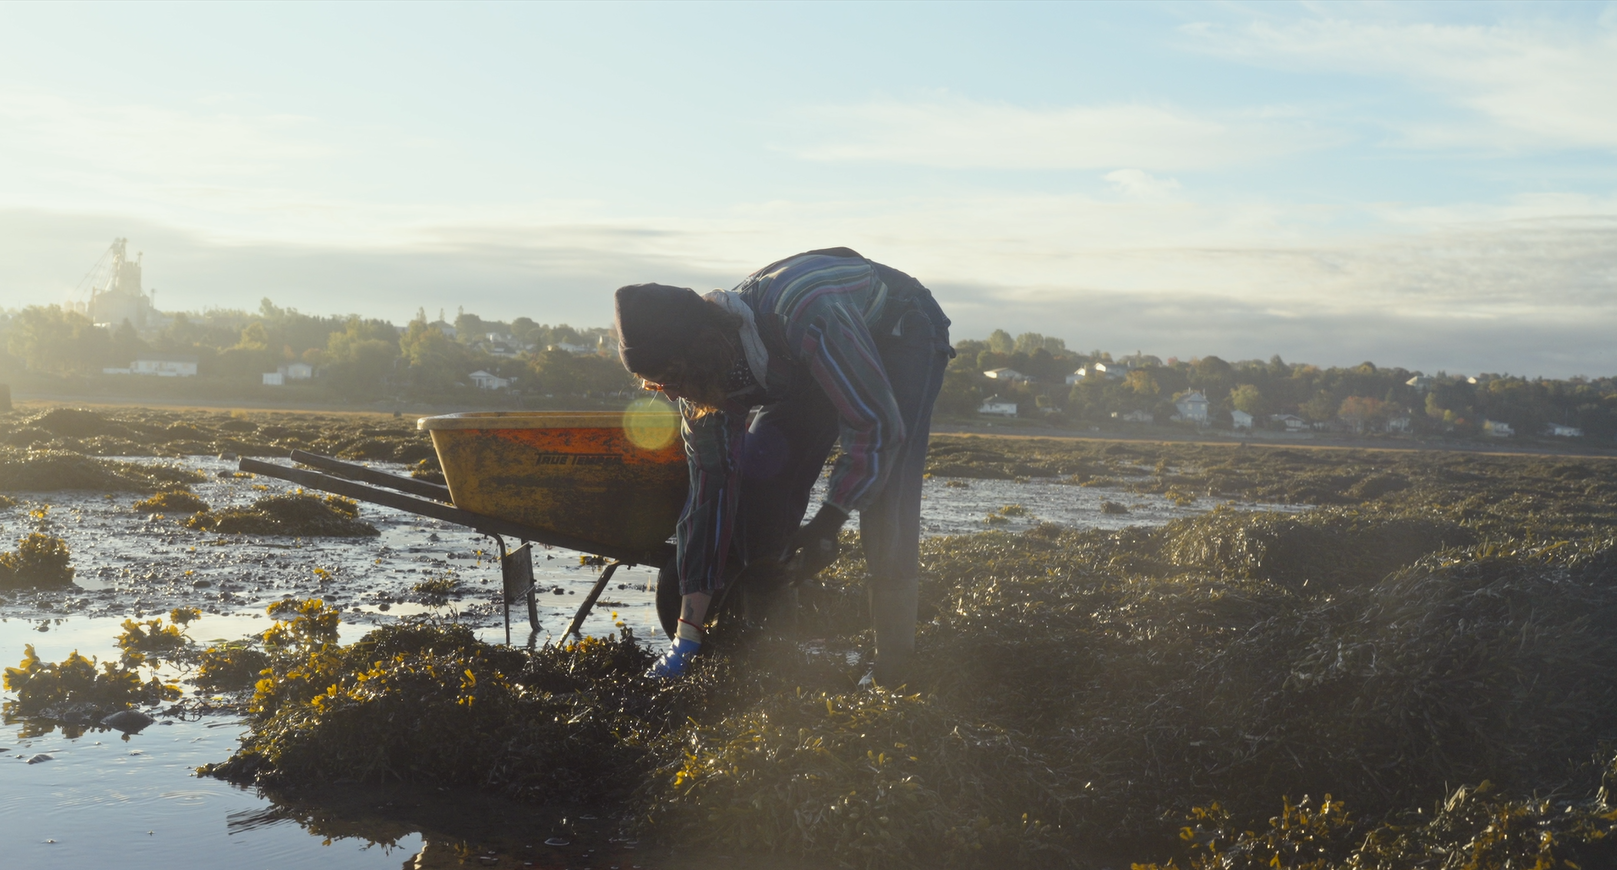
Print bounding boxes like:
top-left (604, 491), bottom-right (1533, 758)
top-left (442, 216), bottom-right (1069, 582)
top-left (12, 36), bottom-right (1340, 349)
top-left (648, 636), bottom-right (701, 679)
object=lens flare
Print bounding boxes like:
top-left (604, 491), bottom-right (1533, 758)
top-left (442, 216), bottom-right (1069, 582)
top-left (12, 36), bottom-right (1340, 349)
top-left (623, 398), bottom-right (679, 451)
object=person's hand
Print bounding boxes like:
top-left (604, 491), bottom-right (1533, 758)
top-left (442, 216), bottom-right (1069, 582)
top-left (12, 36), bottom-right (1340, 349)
top-left (784, 504), bottom-right (849, 578)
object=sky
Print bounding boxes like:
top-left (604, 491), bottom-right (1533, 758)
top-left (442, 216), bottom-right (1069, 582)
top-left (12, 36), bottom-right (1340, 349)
top-left (1, 0), bottom-right (1614, 378)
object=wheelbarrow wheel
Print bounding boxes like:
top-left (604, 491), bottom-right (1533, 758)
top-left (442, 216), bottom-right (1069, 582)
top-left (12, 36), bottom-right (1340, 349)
top-left (655, 555), bottom-right (680, 641)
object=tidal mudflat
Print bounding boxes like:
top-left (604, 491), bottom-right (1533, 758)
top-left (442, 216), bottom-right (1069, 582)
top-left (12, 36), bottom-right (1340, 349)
top-left (5, 406), bottom-right (1617, 869)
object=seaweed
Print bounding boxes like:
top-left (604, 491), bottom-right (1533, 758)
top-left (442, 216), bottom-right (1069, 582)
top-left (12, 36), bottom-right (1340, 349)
top-left (0, 406), bottom-right (435, 460)
top-left (0, 448), bottom-right (203, 492)
top-left (133, 490), bottom-right (210, 514)
top-left (203, 604), bottom-right (668, 807)
top-left (27, 407), bottom-right (139, 439)
top-left (195, 644), bottom-right (273, 692)
top-left (184, 493), bottom-right (377, 537)
top-left (115, 607), bottom-right (200, 664)
top-left (2, 644), bottom-right (178, 733)
top-left (0, 533), bottom-right (75, 590)
top-left (1158, 506), bottom-right (1473, 591)
top-left (409, 457), bottom-right (446, 485)
top-left (645, 688), bottom-right (1069, 867)
top-left (1138, 770), bottom-right (1617, 869)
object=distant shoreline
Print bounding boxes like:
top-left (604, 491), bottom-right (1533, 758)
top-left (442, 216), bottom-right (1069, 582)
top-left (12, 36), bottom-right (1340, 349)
top-left (11, 390), bottom-right (1617, 461)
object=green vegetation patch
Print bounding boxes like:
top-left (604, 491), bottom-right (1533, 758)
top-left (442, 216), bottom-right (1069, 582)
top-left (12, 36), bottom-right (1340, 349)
top-left (185, 493), bottom-right (376, 537)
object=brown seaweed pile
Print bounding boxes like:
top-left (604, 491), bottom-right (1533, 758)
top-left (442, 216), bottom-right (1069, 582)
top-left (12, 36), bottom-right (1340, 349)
top-left (202, 604), bottom-right (668, 807)
top-left (0, 448), bottom-right (203, 493)
top-left (184, 493), bottom-right (377, 537)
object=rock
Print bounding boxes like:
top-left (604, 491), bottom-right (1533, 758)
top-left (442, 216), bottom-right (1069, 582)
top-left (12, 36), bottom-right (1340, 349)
top-left (26, 753), bottom-right (53, 764)
top-left (101, 709), bottom-right (155, 734)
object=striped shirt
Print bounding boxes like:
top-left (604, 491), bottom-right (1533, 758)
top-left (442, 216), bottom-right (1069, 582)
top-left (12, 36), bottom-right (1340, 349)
top-left (676, 251), bottom-right (907, 593)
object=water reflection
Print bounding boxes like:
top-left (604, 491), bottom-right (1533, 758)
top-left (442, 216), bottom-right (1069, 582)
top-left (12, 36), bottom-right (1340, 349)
top-left (232, 783), bottom-right (649, 869)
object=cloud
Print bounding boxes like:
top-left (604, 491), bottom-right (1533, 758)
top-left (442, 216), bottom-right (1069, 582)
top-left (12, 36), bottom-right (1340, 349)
top-left (1184, 14), bottom-right (1617, 152)
top-left (785, 97), bottom-right (1337, 171)
top-left (1104, 169), bottom-right (1182, 199)
top-left (0, 88), bottom-right (330, 185)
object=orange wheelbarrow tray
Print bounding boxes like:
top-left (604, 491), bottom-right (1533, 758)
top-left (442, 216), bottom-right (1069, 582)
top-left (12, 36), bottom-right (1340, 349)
top-left (238, 409), bottom-right (687, 642)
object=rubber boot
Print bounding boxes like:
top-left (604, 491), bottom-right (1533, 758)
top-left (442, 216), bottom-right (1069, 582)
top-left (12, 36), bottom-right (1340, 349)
top-left (867, 577), bottom-right (918, 688)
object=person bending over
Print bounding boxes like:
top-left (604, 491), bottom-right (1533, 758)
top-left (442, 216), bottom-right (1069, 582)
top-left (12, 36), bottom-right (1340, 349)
top-left (613, 247), bottom-right (952, 685)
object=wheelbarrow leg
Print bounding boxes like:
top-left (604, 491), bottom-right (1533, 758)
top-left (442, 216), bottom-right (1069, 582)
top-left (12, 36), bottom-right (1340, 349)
top-left (526, 562), bottom-right (540, 634)
top-left (493, 535), bottom-right (538, 646)
top-left (563, 560), bottom-right (622, 640)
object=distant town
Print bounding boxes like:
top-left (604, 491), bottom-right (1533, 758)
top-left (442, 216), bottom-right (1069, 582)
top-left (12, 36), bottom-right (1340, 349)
top-left (3, 239), bottom-right (1614, 443)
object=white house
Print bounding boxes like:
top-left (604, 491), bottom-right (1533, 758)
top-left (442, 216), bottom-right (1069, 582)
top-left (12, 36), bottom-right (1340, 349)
top-left (469, 370), bottom-right (511, 390)
top-left (549, 342), bottom-right (595, 356)
top-left (1545, 423), bottom-right (1583, 438)
top-left (279, 362), bottom-right (313, 380)
top-left (1484, 419), bottom-right (1514, 437)
top-left (1386, 416), bottom-right (1413, 433)
top-left (1113, 409), bottom-right (1154, 424)
top-left (978, 395), bottom-right (1018, 417)
top-left (1069, 363), bottom-right (1123, 384)
top-left (1173, 391), bottom-right (1210, 424)
top-left (983, 367), bottom-right (1028, 382)
top-left (1405, 375), bottom-right (1434, 392)
top-left (1231, 410), bottom-right (1254, 430)
top-left (262, 372), bottom-right (284, 386)
top-left (131, 357), bottom-right (198, 377)
top-left (1271, 414), bottom-right (1309, 432)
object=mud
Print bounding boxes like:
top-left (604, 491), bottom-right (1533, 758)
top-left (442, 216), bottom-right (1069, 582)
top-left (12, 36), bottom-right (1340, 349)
top-left (0, 405), bottom-right (439, 467)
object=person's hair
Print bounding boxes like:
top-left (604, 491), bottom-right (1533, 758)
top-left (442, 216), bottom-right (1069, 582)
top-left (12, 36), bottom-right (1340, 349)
top-left (637, 301), bottom-right (741, 416)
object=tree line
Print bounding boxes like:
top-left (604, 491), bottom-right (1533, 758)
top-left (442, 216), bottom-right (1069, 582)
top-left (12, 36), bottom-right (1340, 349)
top-left (939, 329), bottom-right (1617, 441)
top-left (0, 300), bottom-right (637, 401)
top-left (4, 304), bottom-right (1615, 439)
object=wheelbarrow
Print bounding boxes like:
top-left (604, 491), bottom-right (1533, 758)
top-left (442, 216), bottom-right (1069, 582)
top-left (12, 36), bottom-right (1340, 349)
top-left (238, 406), bottom-right (688, 644)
